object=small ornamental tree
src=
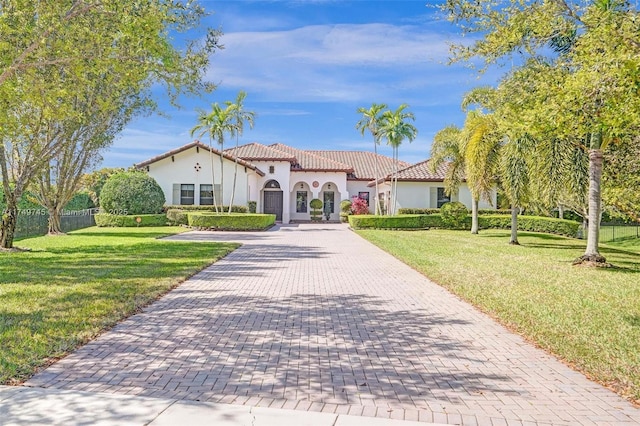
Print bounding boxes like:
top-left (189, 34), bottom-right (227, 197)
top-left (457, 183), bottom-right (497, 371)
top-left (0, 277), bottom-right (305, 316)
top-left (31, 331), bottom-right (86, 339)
top-left (350, 196), bottom-right (370, 215)
top-left (440, 201), bottom-right (468, 229)
top-left (310, 198), bottom-right (323, 222)
top-left (100, 172), bottom-right (165, 215)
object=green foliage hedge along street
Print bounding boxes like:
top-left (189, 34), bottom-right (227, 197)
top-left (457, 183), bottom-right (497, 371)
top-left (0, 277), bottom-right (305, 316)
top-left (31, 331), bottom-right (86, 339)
top-left (187, 213), bottom-right (275, 230)
top-left (349, 214), bottom-right (581, 237)
top-left (398, 207), bottom-right (513, 215)
top-left (163, 205), bottom-right (249, 213)
top-left (95, 214), bottom-right (167, 227)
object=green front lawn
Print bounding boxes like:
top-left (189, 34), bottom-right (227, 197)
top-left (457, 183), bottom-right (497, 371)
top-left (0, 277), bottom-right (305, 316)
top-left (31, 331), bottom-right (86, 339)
top-left (0, 227), bottom-right (239, 384)
top-left (357, 229), bottom-right (640, 404)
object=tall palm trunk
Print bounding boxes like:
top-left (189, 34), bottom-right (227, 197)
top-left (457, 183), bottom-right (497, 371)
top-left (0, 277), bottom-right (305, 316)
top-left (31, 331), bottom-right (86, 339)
top-left (471, 197), bottom-right (479, 234)
top-left (229, 135), bottom-right (239, 214)
top-left (219, 140), bottom-right (224, 211)
top-left (208, 138), bottom-right (219, 213)
top-left (373, 141), bottom-right (381, 215)
top-left (579, 146), bottom-right (605, 262)
top-left (509, 205), bottom-right (519, 245)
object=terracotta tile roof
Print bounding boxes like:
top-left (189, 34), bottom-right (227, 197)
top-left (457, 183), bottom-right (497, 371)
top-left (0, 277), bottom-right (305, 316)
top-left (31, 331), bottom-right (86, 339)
top-left (224, 142), bottom-right (296, 162)
top-left (135, 141), bottom-right (265, 176)
top-left (269, 143), bottom-right (354, 173)
top-left (382, 159), bottom-right (450, 182)
top-left (307, 150), bottom-right (410, 181)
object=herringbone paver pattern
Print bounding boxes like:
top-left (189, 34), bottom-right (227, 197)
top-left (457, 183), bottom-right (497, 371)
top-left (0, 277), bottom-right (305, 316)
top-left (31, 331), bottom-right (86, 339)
top-left (26, 224), bottom-right (640, 425)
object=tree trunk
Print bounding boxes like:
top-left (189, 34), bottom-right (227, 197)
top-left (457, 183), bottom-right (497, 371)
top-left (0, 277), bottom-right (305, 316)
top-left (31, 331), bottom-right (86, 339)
top-left (48, 207), bottom-right (64, 235)
top-left (219, 141), bottom-right (224, 212)
top-left (228, 136), bottom-right (239, 214)
top-left (558, 204), bottom-right (564, 220)
top-left (575, 147), bottom-right (606, 263)
top-left (373, 141), bottom-right (381, 215)
top-left (1, 197), bottom-right (18, 249)
top-left (510, 205), bottom-right (520, 245)
top-left (208, 139), bottom-right (219, 213)
top-left (471, 197), bottom-right (479, 234)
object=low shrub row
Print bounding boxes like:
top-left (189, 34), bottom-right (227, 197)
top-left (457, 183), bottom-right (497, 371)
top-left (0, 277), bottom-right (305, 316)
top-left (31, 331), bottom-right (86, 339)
top-left (187, 213), bottom-right (276, 231)
top-left (349, 214), bottom-right (445, 229)
top-left (479, 215), bottom-right (581, 237)
top-left (166, 208), bottom-right (188, 225)
top-left (163, 205), bottom-right (248, 213)
top-left (95, 213), bottom-right (167, 227)
top-left (349, 214), bottom-right (581, 237)
top-left (397, 207), bottom-right (512, 215)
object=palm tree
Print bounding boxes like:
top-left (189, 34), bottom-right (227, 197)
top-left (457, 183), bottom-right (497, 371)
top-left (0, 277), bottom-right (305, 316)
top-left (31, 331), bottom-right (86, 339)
top-left (460, 110), bottom-right (501, 234)
top-left (225, 91), bottom-right (255, 213)
top-left (430, 125), bottom-right (465, 201)
top-left (379, 104), bottom-right (417, 215)
top-left (500, 135), bottom-right (532, 245)
top-left (190, 103), bottom-right (234, 212)
top-left (356, 103), bottom-right (387, 215)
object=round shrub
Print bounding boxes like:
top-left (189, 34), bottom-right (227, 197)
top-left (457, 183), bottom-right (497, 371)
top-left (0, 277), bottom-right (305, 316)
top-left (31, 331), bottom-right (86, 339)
top-left (310, 198), bottom-right (323, 210)
top-left (350, 196), bottom-right (369, 215)
top-left (100, 172), bottom-right (165, 214)
top-left (440, 201), bottom-right (468, 229)
top-left (340, 200), bottom-right (352, 213)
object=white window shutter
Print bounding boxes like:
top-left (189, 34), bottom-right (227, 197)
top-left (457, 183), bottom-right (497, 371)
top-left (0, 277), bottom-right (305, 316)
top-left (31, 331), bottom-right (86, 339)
top-left (172, 184), bottom-right (180, 205)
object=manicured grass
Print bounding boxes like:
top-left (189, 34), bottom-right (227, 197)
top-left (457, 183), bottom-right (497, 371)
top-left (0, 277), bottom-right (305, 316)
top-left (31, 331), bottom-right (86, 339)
top-left (0, 227), bottom-right (239, 384)
top-left (357, 229), bottom-right (640, 403)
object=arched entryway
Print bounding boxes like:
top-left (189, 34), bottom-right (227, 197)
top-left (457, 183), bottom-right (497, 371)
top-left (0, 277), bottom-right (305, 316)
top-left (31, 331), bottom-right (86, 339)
top-left (263, 179), bottom-right (283, 221)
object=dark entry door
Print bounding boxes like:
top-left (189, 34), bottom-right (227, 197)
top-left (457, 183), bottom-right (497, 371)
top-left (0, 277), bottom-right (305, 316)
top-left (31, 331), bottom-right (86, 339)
top-left (264, 191), bottom-right (283, 221)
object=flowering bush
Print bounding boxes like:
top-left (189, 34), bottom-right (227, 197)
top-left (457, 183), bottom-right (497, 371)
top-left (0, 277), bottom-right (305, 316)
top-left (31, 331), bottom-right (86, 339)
top-left (350, 196), bottom-right (369, 215)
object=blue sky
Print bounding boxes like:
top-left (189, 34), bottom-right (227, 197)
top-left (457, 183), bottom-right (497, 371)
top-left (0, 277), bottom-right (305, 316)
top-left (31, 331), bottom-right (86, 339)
top-left (102, 0), bottom-right (501, 169)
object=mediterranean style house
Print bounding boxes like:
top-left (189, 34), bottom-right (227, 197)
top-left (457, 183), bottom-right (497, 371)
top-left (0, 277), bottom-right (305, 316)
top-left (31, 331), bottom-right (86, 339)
top-left (135, 141), bottom-right (496, 223)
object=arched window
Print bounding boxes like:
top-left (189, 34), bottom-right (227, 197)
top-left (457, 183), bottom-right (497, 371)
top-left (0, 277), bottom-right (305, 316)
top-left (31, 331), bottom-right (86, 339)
top-left (264, 180), bottom-right (281, 189)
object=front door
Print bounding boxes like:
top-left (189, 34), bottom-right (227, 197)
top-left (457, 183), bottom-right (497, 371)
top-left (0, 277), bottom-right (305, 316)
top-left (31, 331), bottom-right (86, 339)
top-left (264, 191), bottom-right (283, 221)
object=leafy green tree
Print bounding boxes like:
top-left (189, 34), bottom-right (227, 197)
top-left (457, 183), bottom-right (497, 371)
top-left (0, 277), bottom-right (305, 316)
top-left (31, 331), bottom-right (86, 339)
top-left (603, 139), bottom-right (640, 221)
top-left (356, 103), bottom-right (388, 215)
top-left (0, 0), bottom-right (220, 249)
top-left (82, 168), bottom-right (126, 207)
top-left (225, 91), bottom-right (256, 213)
top-left (100, 172), bottom-right (165, 215)
top-left (191, 103), bottom-right (235, 213)
top-left (379, 104), bottom-right (418, 215)
top-left (442, 0), bottom-right (640, 264)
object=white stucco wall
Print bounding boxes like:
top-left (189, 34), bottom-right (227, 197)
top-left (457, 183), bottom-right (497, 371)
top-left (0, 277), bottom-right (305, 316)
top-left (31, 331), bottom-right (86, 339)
top-left (394, 182), bottom-right (497, 211)
top-left (145, 146), bottom-right (254, 207)
top-left (289, 171), bottom-right (347, 222)
top-left (248, 160), bottom-right (291, 223)
top-left (346, 181), bottom-right (379, 214)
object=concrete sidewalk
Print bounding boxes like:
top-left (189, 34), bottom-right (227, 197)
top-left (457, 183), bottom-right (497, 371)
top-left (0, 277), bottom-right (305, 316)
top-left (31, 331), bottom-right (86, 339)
top-left (0, 386), bottom-right (444, 426)
top-left (17, 224), bottom-right (640, 424)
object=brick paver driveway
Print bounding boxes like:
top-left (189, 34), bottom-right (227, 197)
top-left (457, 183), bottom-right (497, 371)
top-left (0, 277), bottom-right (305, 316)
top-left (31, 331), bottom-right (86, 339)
top-left (26, 224), bottom-right (640, 425)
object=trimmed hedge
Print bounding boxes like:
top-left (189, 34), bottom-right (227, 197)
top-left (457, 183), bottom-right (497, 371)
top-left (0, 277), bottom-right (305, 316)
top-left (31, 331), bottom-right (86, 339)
top-left (478, 215), bottom-right (580, 237)
top-left (397, 208), bottom-right (440, 215)
top-left (166, 209), bottom-right (188, 225)
top-left (163, 205), bottom-right (248, 213)
top-left (349, 214), bottom-right (444, 230)
top-left (398, 207), bottom-right (512, 215)
top-left (187, 213), bottom-right (275, 231)
top-left (95, 213), bottom-right (167, 227)
top-left (349, 213), bottom-right (581, 237)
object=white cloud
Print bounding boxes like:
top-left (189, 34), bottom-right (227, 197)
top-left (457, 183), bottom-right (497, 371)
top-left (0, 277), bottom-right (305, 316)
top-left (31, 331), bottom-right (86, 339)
top-left (206, 22), bottom-right (473, 103)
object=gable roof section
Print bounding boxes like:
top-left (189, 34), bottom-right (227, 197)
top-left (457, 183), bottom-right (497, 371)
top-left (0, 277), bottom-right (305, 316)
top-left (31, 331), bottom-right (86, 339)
top-left (389, 159), bottom-right (450, 182)
top-left (135, 141), bottom-right (265, 176)
top-left (269, 143), bottom-right (354, 173)
top-left (224, 142), bottom-right (296, 163)
top-left (308, 150), bottom-right (410, 181)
